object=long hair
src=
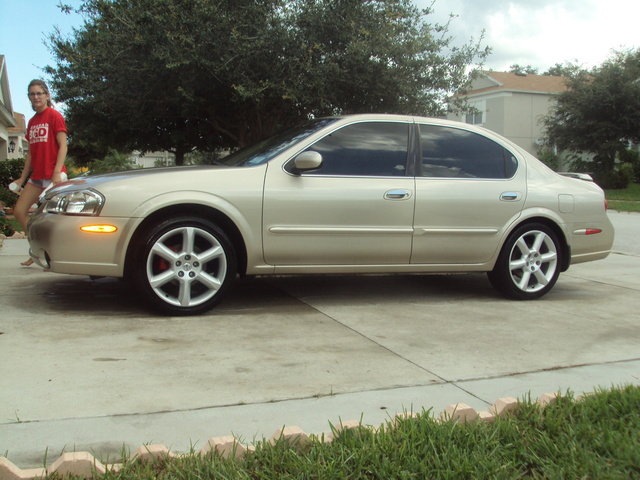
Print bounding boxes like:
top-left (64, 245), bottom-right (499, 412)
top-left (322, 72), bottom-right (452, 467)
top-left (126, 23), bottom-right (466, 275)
top-left (28, 79), bottom-right (53, 110)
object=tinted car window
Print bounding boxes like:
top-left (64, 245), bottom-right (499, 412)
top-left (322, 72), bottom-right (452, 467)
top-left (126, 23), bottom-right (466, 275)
top-left (297, 122), bottom-right (409, 176)
top-left (419, 125), bottom-right (517, 179)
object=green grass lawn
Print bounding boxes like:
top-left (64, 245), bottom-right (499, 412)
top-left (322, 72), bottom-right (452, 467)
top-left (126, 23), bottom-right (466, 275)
top-left (606, 183), bottom-right (640, 213)
top-left (4, 216), bottom-right (22, 231)
top-left (0, 215), bottom-right (23, 236)
top-left (28, 385), bottom-right (639, 479)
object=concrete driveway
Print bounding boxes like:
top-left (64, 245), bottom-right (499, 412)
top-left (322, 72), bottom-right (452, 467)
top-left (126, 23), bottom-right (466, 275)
top-left (1, 211), bottom-right (639, 468)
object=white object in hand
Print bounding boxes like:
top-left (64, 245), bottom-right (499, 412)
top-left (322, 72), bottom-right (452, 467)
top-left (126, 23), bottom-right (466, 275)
top-left (8, 182), bottom-right (22, 194)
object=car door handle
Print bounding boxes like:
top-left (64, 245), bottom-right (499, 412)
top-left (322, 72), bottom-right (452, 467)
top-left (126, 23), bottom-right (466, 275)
top-left (384, 189), bottom-right (412, 200)
top-left (500, 192), bottom-right (522, 201)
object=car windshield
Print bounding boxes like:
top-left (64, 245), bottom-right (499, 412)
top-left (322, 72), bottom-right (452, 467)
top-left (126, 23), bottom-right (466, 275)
top-left (219, 118), bottom-right (339, 167)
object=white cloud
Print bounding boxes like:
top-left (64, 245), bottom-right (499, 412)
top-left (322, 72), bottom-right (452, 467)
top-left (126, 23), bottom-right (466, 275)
top-left (418, 0), bottom-right (640, 72)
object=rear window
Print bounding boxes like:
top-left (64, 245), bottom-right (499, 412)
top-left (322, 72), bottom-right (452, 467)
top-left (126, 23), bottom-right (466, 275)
top-left (418, 125), bottom-right (517, 179)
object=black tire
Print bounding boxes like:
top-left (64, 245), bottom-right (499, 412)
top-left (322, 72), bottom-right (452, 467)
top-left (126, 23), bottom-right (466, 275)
top-left (130, 216), bottom-right (237, 315)
top-left (488, 223), bottom-right (562, 300)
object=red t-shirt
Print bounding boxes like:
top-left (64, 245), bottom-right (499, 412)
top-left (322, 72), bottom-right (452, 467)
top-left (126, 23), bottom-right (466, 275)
top-left (27, 107), bottom-right (68, 180)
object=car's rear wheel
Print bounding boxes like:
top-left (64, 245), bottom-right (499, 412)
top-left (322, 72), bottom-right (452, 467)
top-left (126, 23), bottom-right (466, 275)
top-left (488, 223), bottom-right (561, 300)
top-left (131, 216), bottom-right (237, 315)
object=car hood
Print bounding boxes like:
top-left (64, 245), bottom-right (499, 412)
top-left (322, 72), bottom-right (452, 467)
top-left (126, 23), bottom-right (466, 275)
top-left (47, 165), bottom-right (245, 200)
top-left (44, 163), bottom-right (268, 218)
top-left (60, 165), bottom-right (227, 189)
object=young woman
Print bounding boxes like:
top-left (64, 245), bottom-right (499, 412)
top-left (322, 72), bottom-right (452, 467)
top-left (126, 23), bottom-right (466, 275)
top-left (14, 79), bottom-right (68, 266)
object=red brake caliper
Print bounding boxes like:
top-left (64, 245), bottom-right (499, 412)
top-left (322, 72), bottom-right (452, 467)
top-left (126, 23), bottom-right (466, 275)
top-left (154, 244), bottom-right (179, 272)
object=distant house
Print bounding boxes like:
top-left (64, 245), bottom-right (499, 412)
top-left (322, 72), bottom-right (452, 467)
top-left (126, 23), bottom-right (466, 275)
top-left (0, 55), bottom-right (18, 162)
top-left (7, 112), bottom-right (27, 159)
top-left (447, 71), bottom-right (568, 156)
top-left (130, 150), bottom-right (176, 168)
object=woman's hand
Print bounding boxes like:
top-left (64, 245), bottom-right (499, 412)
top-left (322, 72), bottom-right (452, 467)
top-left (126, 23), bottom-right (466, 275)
top-left (14, 176), bottom-right (28, 189)
top-left (51, 172), bottom-right (64, 185)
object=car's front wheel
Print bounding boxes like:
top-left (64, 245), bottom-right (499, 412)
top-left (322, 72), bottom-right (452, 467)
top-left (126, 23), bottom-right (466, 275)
top-left (488, 223), bottom-right (562, 300)
top-left (131, 216), bottom-right (237, 315)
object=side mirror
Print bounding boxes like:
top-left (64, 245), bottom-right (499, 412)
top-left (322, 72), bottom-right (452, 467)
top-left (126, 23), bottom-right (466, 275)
top-left (291, 151), bottom-right (323, 174)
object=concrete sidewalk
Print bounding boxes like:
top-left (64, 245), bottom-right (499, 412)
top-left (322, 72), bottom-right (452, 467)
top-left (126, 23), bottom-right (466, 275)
top-left (1, 212), bottom-right (639, 469)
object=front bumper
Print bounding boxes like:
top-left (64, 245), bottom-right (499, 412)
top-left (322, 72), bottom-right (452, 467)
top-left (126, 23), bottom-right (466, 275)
top-left (28, 212), bottom-right (141, 277)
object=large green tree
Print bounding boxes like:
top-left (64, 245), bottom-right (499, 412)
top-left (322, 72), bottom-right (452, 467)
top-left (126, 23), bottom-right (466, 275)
top-left (543, 62), bottom-right (584, 78)
top-left (543, 49), bottom-right (640, 185)
top-left (508, 64), bottom-right (539, 75)
top-left (47, 0), bottom-right (488, 165)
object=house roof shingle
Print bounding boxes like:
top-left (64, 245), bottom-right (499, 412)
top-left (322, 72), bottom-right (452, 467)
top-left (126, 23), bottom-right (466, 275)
top-left (468, 71), bottom-right (569, 96)
top-left (8, 112), bottom-right (26, 134)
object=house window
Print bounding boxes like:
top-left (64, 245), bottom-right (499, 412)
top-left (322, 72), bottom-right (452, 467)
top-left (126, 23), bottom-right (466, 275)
top-left (465, 101), bottom-right (485, 125)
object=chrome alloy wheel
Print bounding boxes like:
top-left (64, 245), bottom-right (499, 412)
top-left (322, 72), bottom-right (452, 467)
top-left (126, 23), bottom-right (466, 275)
top-left (145, 226), bottom-right (228, 307)
top-left (507, 229), bottom-right (558, 293)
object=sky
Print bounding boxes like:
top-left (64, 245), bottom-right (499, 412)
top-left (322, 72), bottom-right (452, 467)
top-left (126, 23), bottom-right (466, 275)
top-left (1, 0), bottom-right (639, 119)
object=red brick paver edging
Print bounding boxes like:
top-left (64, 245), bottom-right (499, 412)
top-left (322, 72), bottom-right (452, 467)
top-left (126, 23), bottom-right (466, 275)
top-left (0, 394), bottom-right (561, 480)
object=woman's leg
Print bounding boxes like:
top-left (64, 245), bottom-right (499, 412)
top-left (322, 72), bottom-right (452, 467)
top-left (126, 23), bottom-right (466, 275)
top-left (13, 183), bottom-right (42, 233)
top-left (13, 183), bottom-right (43, 266)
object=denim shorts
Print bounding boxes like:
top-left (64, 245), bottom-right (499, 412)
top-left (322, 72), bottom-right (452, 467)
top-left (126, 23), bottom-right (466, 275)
top-left (28, 172), bottom-right (67, 189)
top-left (28, 178), bottom-right (53, 189)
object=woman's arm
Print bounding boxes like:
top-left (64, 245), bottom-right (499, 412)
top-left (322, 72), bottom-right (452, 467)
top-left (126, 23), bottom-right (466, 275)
top-left (52, 131), bottom-right (68, 184)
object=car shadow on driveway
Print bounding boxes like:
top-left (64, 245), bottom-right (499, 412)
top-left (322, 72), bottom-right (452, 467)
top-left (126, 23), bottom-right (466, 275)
top-left (12, 273), bottom-right (380, 317)
top-left (11, 270), bottom-right (591, 318)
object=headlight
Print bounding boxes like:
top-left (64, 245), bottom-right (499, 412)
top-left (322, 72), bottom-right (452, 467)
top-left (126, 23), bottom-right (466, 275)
top-left (44, 189), bottom-right (105, 216)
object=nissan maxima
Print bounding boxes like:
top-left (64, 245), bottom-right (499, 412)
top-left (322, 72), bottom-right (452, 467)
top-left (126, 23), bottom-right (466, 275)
top-left (27, 115), bottom-right (614, 315)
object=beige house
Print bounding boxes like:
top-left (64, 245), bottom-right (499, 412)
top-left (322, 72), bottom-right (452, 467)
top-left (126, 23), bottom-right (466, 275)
top-left (130, 150), bottom-right (176, 168)
top-left (0, 55), bottom-right (19, 162)
top-left (448, 71), bottom-right (568, 156)
top-left (7, 112), bottom-right (27, 159)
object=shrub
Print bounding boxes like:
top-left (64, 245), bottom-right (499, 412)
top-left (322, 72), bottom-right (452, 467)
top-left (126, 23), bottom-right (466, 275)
top-left (0, 158), bottom-right (25, 209)
top-left (0, 217), bottom-right (16, 237)
top-left (619, 148), bottom-right (640, 183)
top-left (594, 164), bottom-right (634, 190)
top-left (536, 148), bottom-right (560, 171)
top-left (90, 149), bottom-right (137, 174)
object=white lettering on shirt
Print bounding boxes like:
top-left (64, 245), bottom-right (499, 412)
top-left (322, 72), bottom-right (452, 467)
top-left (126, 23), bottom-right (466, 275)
top-left (29, 123), bottom-right (50, 143)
